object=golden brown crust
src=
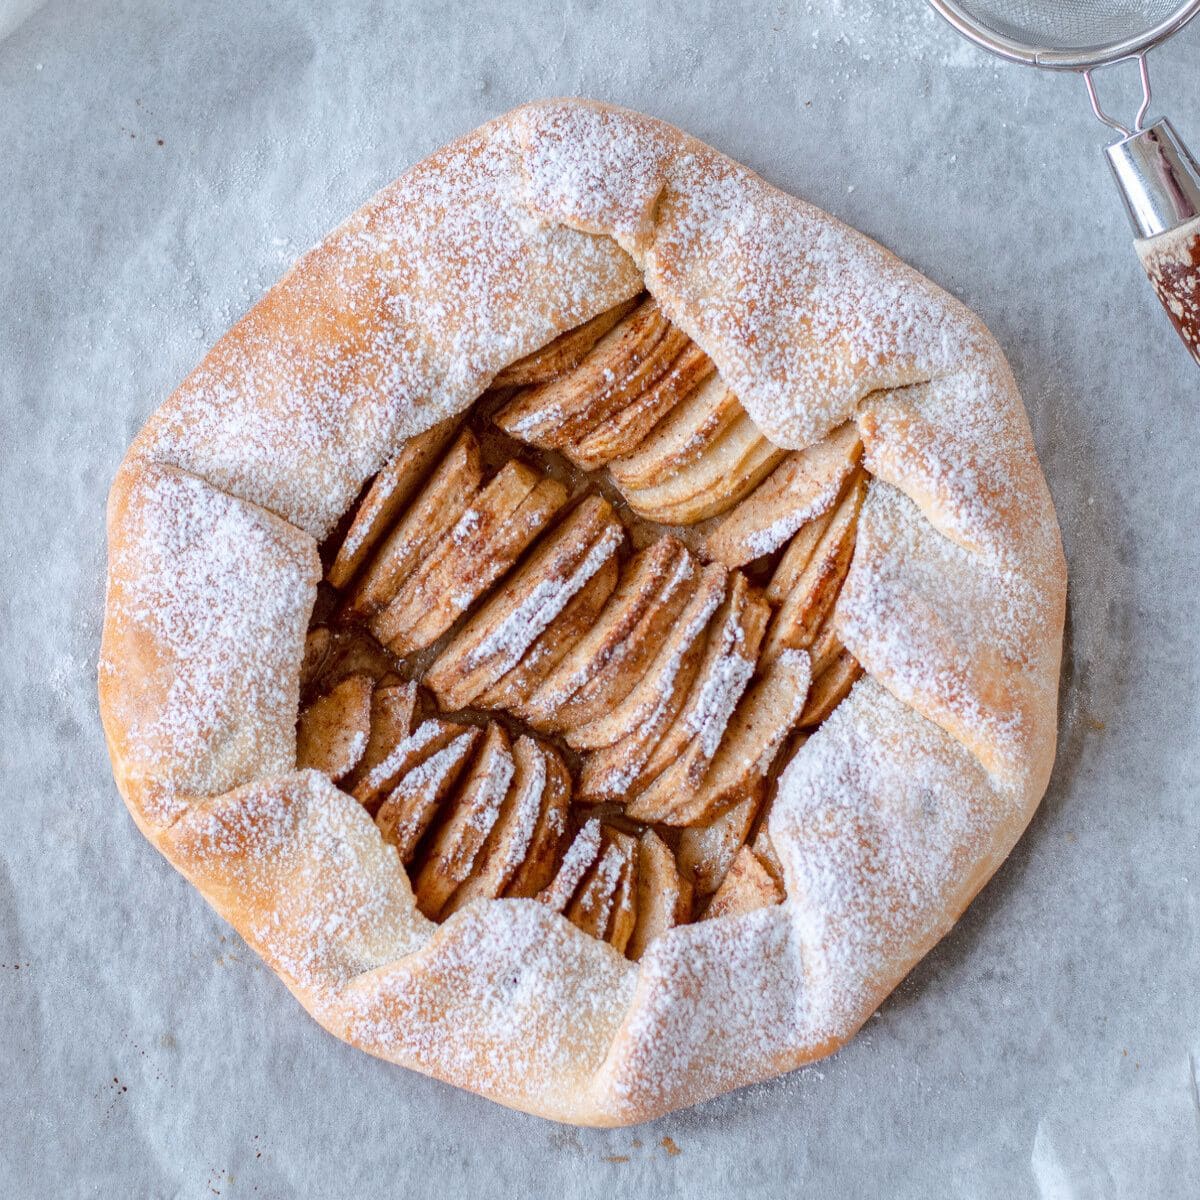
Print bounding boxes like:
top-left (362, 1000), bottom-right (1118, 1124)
top-left (98, 99), bottom-right (1066, 1126)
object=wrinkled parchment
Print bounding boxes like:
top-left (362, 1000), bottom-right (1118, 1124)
top-left (1, 1), bottom-right (1198, 1195)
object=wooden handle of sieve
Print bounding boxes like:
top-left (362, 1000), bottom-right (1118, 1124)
top-left (1135, 215), bottom-right (1200, 366)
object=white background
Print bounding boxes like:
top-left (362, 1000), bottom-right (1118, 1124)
top-left (1, 1), bottom-right (1198, 1195)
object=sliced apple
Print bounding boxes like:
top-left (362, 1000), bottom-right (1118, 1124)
top-left (604, 832), bottom-right (639, 955)
top-left (704, 422), bottom-right (863, 566)
top-left (565, 338), bottom-right (713, 470)
top-left (538, 819), bottom-right (604, 913)
top-left (675, 778), bottom-right (765, 897)
top-left (703, 845), bottom-right (784, 921)
top-left (350, 718), bottom-right (472, 813)
top-left (799, 648), bottom-right (863, 730)
top-left (370, 464), bottom-right (568, 655)
top-left (339, 431), bottom-right (484, 623)
top-left (306, 625), bottom-right (402, 694)
top-left (762, 470), bottom-right (867, 665)
top-left (564, 833), bottom-right (630, 940)
top-left (520, 536), bottom-right (696, 730)
top-left (477, 553), bottom-right (620, 711)
top-left (569, 561), bottom-right (727, 754)
top-left (299, 627), bottom-right (332, 693)
top-left (375, 726), bottom-right (481, 862)
top-left (489, 296), bottom-right (641, 389)
top-left (607, 375), bottom-right (742, 490)
top-left (766, 506), bottom-right (836, 605)
top-left (618, 413), bottom-right (788, 524)
top-left (441, 735), bottom-right (553, 914)
top-left (295, 673), bottom-right (374, 781)
top-left (624, 573), bottom-right (770, 800)
top-left (806, 620), bottom-right (845, 681)
top-left (494, 299), bottom-right (670, 447)
top-left (326, 417), bottom-right (460, 589)
top-left (548, 322), bottom-right (691, 451)
top-left (411, 723), bottom-right (515, 919)
top-left (342, 681), bottom-right (418, 793)
top-left (629, 649), bottom-right (810, 827)
top-left (752, 827), bottom-right (785, 885)
top-left (627, 830), bottom-right (693, 961)
top-left (423, 496), bottom-right (623, 710)
top-left (504, 743), bottom-right (571, 899)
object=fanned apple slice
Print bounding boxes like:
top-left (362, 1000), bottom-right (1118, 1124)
top-left (753, 828), bottom-right (786, 889)
top-left (520, 536), bottom-right (696, 730)
top-left (762, 469), bottom-right (868, 665)
top-left (550, 321), bottom-right (691, 451)
top-left (625, 573), bottom-right (770, 800)
top-left (768, 506), bottom-right (835, 604)
top-left (350, 718), bottom-right (472, 813)
top-left (604, 832), bottom-right (639, 955)
top-left (627, 830), bottom-right (693, 961)
top-left (411, 723), bottom-right (515, 919)
top-left (327, 417), bottom-right (460, 589)
top-left (799, 648), bottom-right (863, 729)
top-left (565, 337), bottom-right (712, 470)
top-left (629, 649), bottom-right (810, 827)
top-left (424, 497), bottom-right (623, 710)
top-left (704, 845), bottom-right (784, 921)
top-left (619, 414), bottom-right (788, 524)
top-left (806, 620), bottom-right (845, 681)
top-left (306, 625), bottom-right (402, 693)
top-left (569, 562), bottom-right (727, 754)
top-left (607, 374), bottom-right (743, 490)
top-left (299, 627), bottom-right (332, 693)
top-left (704, 422), bottom-right (863, 566)
top-left (489, 297), bottom-right (641, 389)
top-left (564, 833), bottom-right (630, 940)
top-left (477, 553), bottom-right (620, 711)
top-left (375, 727), bottom-right (481, 862)
top-left (340, 431), bottom-right (484, 623)
top-left (676, 778), bottom-right (766, 897)
top-left (371, 465), bottom-right (569, 655)
top-left (442, 736), bottom-right (551, 914)
top-left (494, 299), bottom-right (670, 447)
top-left (504, 744), bottom-right (571, 899)
top-left (766, 506), bottom-right (837, 605)
top-left (296, 673), bottom-right (374, 781)
top-left (342, 681), bottom-right (418, 792)
top-left (538, 820), bottom-right (603, 913)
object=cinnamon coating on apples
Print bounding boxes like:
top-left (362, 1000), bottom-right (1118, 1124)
top-left (296, 299), bottom-right (868, 954)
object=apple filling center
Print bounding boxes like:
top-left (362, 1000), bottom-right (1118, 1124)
top-left (299, 295), bottom-right (868, 959)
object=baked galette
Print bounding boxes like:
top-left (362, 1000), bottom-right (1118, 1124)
top-left (99, 100), bottom-right (1066, 1125)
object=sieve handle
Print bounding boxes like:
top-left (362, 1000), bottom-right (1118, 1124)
top-left (1134, 218), bottom-right (1200, 366)
top-left (1106, 119), bottom-right (1200, 365)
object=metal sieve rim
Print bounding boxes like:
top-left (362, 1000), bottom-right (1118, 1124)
top-left (927, 0), bottom-right (1200, 70)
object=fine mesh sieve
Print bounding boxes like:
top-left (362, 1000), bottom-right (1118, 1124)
top-left (928, 0), bottom-right (1200, 361)
top-left (934, 1), bottom-right (1195, 62)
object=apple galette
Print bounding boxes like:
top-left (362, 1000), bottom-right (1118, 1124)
top-left (99, 100), bottom-right (1066, 1125)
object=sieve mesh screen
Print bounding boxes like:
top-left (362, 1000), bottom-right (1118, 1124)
top-left (950, 0), bottom-right (1188, 51)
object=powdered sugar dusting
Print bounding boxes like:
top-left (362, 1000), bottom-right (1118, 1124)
top-left (100, 463), bottom-right (318, 827)
top-left (468, 523), bottom-right (623, 672)
top-left (493, 741), bottom-right (548, 883)
top-left (102, 99), bottom-right (1065, 1125)
top-left (771, 676), bottom-right (1021, 1041)
top-left (684, 613), bottom-right (755, 759)
top-left (836, 480), bottom-right (1058, 780)
top-left (358, 720), bottom-right (449, 798)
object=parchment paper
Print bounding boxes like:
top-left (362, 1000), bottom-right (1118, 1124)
top-left (2, 1), bottom-right (1198, 1195)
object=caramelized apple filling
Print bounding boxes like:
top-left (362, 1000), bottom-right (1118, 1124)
top-left (300, 295), bottom-right (868, 958)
